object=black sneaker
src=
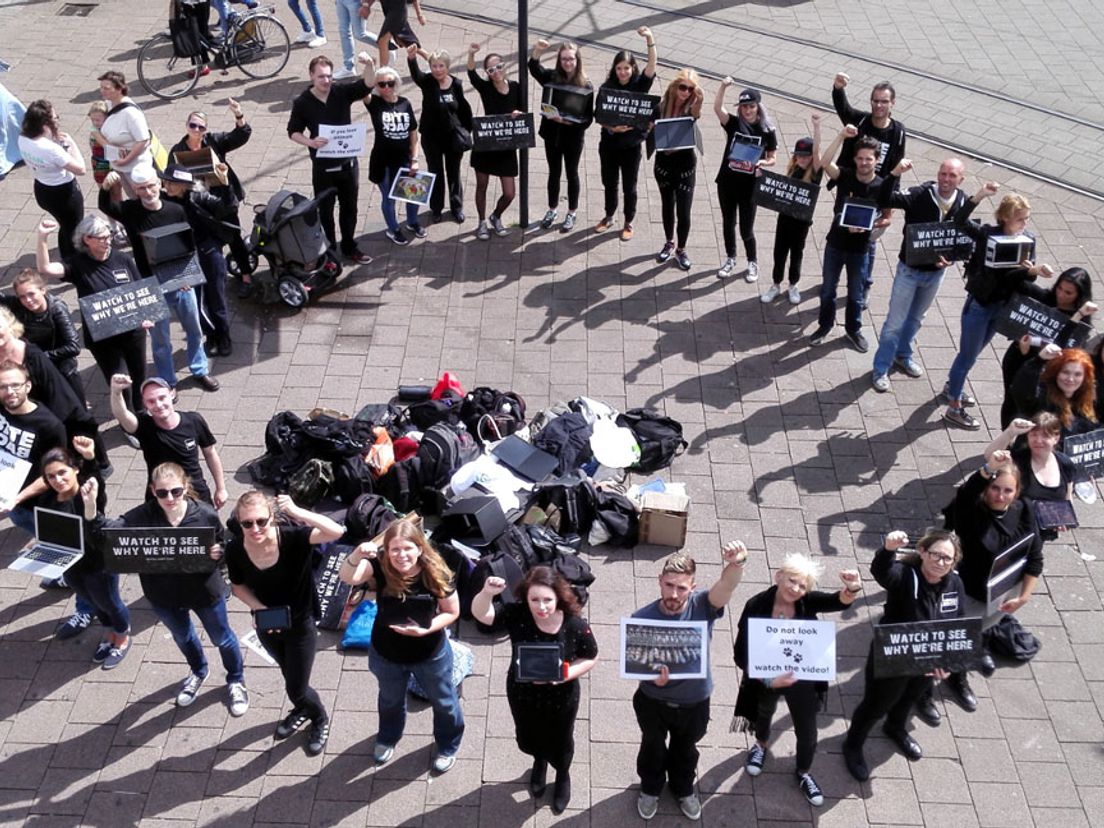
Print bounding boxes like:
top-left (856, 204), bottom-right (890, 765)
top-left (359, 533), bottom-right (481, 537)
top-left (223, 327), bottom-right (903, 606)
top-left (845, 330), bottom-right (870, 353)
top-left (275, 709), bottom-right (311, 740)
top-left (56, 611), bottom-right (92, 640)
top-left (745, 743), bottom-right (765, 776)
top-left (410, 223), bottom-right (428, 239)
top-left (450, 209), bottom-right (465, 224)
top-left (655, 241), bottom-right (675, 263)
top-left (674, 249), bottom-right (691, 271)
top-left (943, 405), bottom-right (980, 431)
top-left (809, 325), bottom-right (832, 346)
top-left (797, 771), bottom-right (824, 806)
top-left (386, 228), bottom-right (410, 246)
top-left (306, 719), bottom-right (330, 756)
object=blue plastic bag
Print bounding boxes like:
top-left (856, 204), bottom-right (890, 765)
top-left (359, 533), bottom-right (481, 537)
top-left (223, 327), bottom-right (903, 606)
top-left (340, 598), bottom-right (377, 650)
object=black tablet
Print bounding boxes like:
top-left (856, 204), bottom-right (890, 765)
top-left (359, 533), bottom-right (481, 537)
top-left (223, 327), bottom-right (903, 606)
top-left (254, 605), bottom-right (291, 631)
top-left (515, 642), bottom-right (564, 682)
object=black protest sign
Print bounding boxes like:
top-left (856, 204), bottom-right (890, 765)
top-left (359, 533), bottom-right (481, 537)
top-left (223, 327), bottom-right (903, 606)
top-left (102, 526), bottom-right (217, 574)
top-left (1062, 428), bottom-right (1104, 477)
top-left (78, 278), bottom-right (170, 342)
top-left (994, 295), bottom-right (1090, 347)
top-left (753, 169), bottom-right (819, 222)
top-left (903, 222), bottom-right (975, 267)
top-left (594, 88), bottom-right (660, 128)
top-left (872, 617), bottom-right (983, 678)
top-left (315, 543), bottom-right (354, 630)
top-left (472, 113), bottom-right (536, 152)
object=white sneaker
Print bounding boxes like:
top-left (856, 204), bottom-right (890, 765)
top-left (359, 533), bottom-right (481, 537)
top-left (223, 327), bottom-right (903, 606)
top-left (476, 221), bottom-right (490, 240)
top-left (176, 672), bottom-right (206, 707)
top-left (760, 284), bottom-right (781, 303)
top-left (307, 35), bottom-right (327, 48)
top-left (787, 284), bottom-right (801, 305)
top-left (294, 30), bottom-right (316, 43)
top-left (745, 261), bottom-right (760, 283)
top-left (227, 682), bottom-right (250, 717)
top-left (717, 256), bottom-right (737, 279)
top-left (333, 67), bottom-right (356, 80)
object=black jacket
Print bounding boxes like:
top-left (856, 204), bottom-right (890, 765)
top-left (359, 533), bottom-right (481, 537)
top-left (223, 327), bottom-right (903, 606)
top-left (170, 123), bottom-right (251, 204)
top-left (407, 59), bottom-right (473, 151)
top-left (2, 294), bottom-right (81, 373)
top-left (953, 198), bottom-right (1036, 306)
top-left (870, 545), bottom-right (966, 624)
top-left (1009, 356), bottom-right (1099, 440)
top-left (881, 179), bottom-right (968, 270)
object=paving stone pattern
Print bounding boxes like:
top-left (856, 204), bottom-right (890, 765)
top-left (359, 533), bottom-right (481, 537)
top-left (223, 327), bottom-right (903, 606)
top-left (0, 0), bottom-right (1103, 826)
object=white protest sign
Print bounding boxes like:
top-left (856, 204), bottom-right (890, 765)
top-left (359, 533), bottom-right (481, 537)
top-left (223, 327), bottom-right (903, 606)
top-left (0, 450), bottom-right (32, 511)
top-left (747, 617), bottom-right (837, 681)
top-left (315, 123), bottom-right (368, 159)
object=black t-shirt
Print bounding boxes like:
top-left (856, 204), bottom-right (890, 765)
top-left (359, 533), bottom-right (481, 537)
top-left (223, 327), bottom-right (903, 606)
top-left (134, 410), bottom-right (216, 501)
top-left (1012, 447), bottom-right (1075, 502)
top-left (226, 524), bottom-right (316, 624)
top-left (287, 81), bottom-right (371, 164)
top-left (0, 404), bottom-right (67, 491)
top-left (365, 96), bottom-right (418, 183)
top-left (96, 194), bottom-right (189, 278)
top-left (716, 116), bottom-right (777, 183)
top-left (598, 72), bottom-right (655, 151)
top-left (826, 167), bottom-right (883, 252)
top-left (369, 556), bottom-right (453, 663)
top-left (23, 342), bottom-right (87, 428)
top-left (62, 249), bottom-right (141, 298)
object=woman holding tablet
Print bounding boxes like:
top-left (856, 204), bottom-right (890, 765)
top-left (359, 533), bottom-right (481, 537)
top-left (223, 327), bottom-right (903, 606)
top-left (340, 519), bottom-right (464, 773)
top-left (472, 566), bottom-right (598, 814)
top-left (226, 492), bottom-right (343, 755)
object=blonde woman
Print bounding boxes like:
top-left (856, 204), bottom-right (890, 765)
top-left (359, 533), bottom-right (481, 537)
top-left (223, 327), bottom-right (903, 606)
top-left (652, 69), bottom-right (703, 271)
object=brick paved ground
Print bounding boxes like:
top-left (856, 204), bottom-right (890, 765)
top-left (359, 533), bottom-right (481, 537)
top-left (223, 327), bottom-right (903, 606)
top-left (1, 0), bottom-right (1103, 825)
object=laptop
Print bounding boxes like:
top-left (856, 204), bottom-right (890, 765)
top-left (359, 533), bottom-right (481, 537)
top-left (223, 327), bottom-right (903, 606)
top-left (541, 84), bottom-right (591, 124)
top-left (726, 133), bottom-right (763, 173)
top-left (8, 508), bottom-right (85, 579)
top-left (986, 533), bottom-right (1034, 615)
top-left (141, 222), bottom-right (206, 291)
top-left (654, 117), bottom-right (697, 152)
top-left (492, 434), bottom-right (559, 482)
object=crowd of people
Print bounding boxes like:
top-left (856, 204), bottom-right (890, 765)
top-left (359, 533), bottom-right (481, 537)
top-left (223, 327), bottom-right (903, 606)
top-left (0, 4), bottom-right (1097, 821)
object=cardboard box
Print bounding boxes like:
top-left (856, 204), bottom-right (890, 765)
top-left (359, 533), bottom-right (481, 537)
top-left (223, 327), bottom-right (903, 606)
top-left (639, 491), bottom-right (690, 548)
top-left (172, 147), bottom-right (228, 187)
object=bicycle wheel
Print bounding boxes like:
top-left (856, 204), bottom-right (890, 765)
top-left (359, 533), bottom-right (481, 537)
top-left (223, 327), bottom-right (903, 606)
top-left (137, 33), bottom-right (201, 100)
top-left (232, 14), bottom-right (290, 79)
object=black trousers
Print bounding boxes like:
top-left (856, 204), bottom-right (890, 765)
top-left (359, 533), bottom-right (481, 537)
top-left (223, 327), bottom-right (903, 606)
top-left (35, 179), bottom-right (84, 260)
top-left (258, 618), bottom-right (327, 724)
top-left (311, 160), bottom-right (360, 256)
top-left (772, 214), bottom-right (812, 285)
top-left (754, 681), bottom-right (820, 771)
top-left (196, 242), bottom-right (230, 339)
top-left (845, 644), bottom-right (929, 749)
top-left (633, 689), bottom-right (709, 798)
top-left (655, 163), bottom-right (695, 248)
top-left (599, 142), bottom-right (642, 222)
top-left (423, 141), bottom-right (464, 215)
top-left (87, 328), bottom-right (146, 411)
top-left (718, 178), bottom-right (758, 260)
top-left (544, 138), bottom-right (585, 211)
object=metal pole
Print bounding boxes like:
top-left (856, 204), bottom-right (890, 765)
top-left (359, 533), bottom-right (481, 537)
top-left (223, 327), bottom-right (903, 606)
top-left (517, 0), bottom-right (529, 228)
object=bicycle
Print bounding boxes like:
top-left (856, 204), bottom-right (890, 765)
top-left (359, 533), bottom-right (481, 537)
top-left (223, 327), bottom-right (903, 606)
top-left (137, 5), bottom-right (290, 100)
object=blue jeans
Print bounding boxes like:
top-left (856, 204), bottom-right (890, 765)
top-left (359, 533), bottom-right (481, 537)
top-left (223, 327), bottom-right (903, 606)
top-left (151, 599), bottom-right (244, 684)
top-left (379, 167), bottom-right (421, 233)
top-left (151, 287), bottom-right (209, 384)
top-left (66, 569), bottom-right (130, 635)
top-left (817, 243), bottom-right (868, 335)
top-left (369, 639), bottom-right (464, 756)
top-left (872, 261), bottom-right (947, 376)
top-left (334, 0), bottom-right (377, 70)
top-left (288, 0), bottom-right (324, 34)
top-left (946, 296), bottom-right (1002, 402)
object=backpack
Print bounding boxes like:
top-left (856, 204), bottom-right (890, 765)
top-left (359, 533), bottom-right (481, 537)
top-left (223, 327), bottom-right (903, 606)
top-left (548, 553), bottom-right (594, 606)
top-left (343, 493), bottom-right (400, 544)
top-left (374, 457), bottom-right (423, 513)
top-left (300, 413), bottom-right (376, 458)
top-left (532, 472), bottom-right (597, 535)
top-left (408, 637), bottom-right (474, 699)
top-left (985, 615), bottom-right (1042, 662)
top-left (355, 402), bottom-right (404, 435)
top-left (461, 387), bottom-right (527, 440)
top-left (330, 454), bottom-right (376, 503)
top-left (589, 488), bottom-right (640, 547)
top-left (615, 408), bottom-right (688, 473)
top-left (524, 525), bottom-right (594, 606)
top-left (402, 390), bottom-right (464, 431)
top-left (286, 458), bottom-right (334, 507)
top-left (492, 524), bottom-right (542, 571)
top-left (532, 411), bottom-right (594, 475)
top-left (417, 424), bottom-right (482, 513)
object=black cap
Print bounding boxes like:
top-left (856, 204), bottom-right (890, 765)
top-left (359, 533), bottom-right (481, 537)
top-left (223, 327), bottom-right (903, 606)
top-left (793, 137), bottom-right (814, 156)
top-left (737, 88), bottom-right (761, 105)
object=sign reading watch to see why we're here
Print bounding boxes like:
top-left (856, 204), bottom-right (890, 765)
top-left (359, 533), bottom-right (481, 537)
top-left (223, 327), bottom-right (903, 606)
top-left (747, 618), bottom-right (837, 681)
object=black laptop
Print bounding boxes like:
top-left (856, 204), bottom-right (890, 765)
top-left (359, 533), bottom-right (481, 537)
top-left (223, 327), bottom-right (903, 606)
top-left (492, 435), bottom-right (559, 482)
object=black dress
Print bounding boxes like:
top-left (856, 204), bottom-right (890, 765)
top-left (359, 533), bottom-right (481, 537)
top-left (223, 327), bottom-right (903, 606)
top-left (467, 70), bottom-right (521, 177)
top-left (499, 604), bottom-right (597, 772)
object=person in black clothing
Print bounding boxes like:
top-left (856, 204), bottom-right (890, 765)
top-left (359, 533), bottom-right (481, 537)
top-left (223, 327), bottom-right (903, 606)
top-left (287, 54), bottom-right (374, 265)
top-left (1010, 346), bottom-right (1098, 444)
top-left (406, 44), bottom-right (472, 225)
top-left (871, 158), bottom-right (969, 393)
top-left (226, 491), bottom-right (344, 755)
top-left (472, 566), bottom-right (599, 814)
top-left (35, 214), bottom-right (149, 413)
top-left (528, 39), bottom-right (594, 233)
top-left (714, 80), bottom-right (777, 282)
top-left (3, 270), bottom-right (87, 408)
top-left (363, 60), bottom-right (423, 246)
top-left (95, 462), bottom-right (249, 716)
top-left (808, 127), bottom-right (891, 353)
top-left (842, 529), bottom-right (966, 781)
top-left (595, 26), bottom-right (656, 241)
top-left (652, 69), bottom-right (703, 272)
top-left (466, 42), bottom-right (522, 239)
top-left (733, 554), bottom-right (861, 806)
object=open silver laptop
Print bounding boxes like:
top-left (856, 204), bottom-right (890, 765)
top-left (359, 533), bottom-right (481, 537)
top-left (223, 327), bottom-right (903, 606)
top-left (8, 508), bottom-right (85, 579)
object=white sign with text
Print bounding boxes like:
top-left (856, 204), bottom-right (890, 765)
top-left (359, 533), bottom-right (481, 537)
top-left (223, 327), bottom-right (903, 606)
top-left (747, 617), bottom-right (837, 681)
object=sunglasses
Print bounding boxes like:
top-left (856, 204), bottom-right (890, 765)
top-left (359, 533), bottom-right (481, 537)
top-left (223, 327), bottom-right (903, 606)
top-left (154, 486), bottom-right (185, 500)
top-left (377, 80), bottom-right (396, 88)
top-left (677, 83), bottom-right (694, 92)
top-left (487, 63), bottom-right (505, 74)
top-left (187, 122), bottom-right (207, 131)
top-left (240, 516), bottom-right (271, 530)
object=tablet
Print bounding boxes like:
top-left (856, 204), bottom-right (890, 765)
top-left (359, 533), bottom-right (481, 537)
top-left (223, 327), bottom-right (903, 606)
top-left (840, 201), bottom-right (878, 231)
top-left (1034, 499), bottom-right (1078, 530)
top-left (253, 605), bottom-right (291, 631)
top-left (377, 593), bottom-right (437, 629)
top-left (653, 117), bottom-right (696, 151)
top-left (515, 642), bottom-right (564, 682)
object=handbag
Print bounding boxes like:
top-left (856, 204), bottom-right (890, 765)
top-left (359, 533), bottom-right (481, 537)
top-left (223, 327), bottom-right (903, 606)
top-left (448, 111), bottom-right (473, 153)
top-left (340, 598), bottom-right (378, 649)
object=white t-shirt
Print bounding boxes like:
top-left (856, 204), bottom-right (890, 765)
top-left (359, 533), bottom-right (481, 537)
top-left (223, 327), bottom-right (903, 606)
top-left (17, 134), bottom-right (75, 186)
top-left (99, 99), bottom-right (152, 173)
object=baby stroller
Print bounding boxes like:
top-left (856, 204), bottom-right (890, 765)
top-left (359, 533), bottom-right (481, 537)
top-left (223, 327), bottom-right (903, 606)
top-left (238, 188), bottom-right (342, 307)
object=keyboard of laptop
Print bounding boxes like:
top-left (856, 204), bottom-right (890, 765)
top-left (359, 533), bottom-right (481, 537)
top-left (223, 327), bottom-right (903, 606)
top-left (23, 546), bottom-right (77, 565)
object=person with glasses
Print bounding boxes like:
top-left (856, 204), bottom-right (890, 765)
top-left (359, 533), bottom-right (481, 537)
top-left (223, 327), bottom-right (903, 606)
top-left (226, 491), bottom-right (344, 756)
top-left (109, 374), bottom-right (228, 509)
top-left (362, 56), bottom-right (423, 245)
top-left (651, 69), bottom-right (703, 272)
top-left (842, 529), bottom-right (966, 782)
top-left (34, 215), bottom-right (149, 414)
top-left (91, 462), bottom-right (249, 717)
top-left (466, 42), bottom-right (522, 240)
top-left (594, 26), bottom-right (657, 242)
top-left (18, 99), bottom-right (86, 260)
